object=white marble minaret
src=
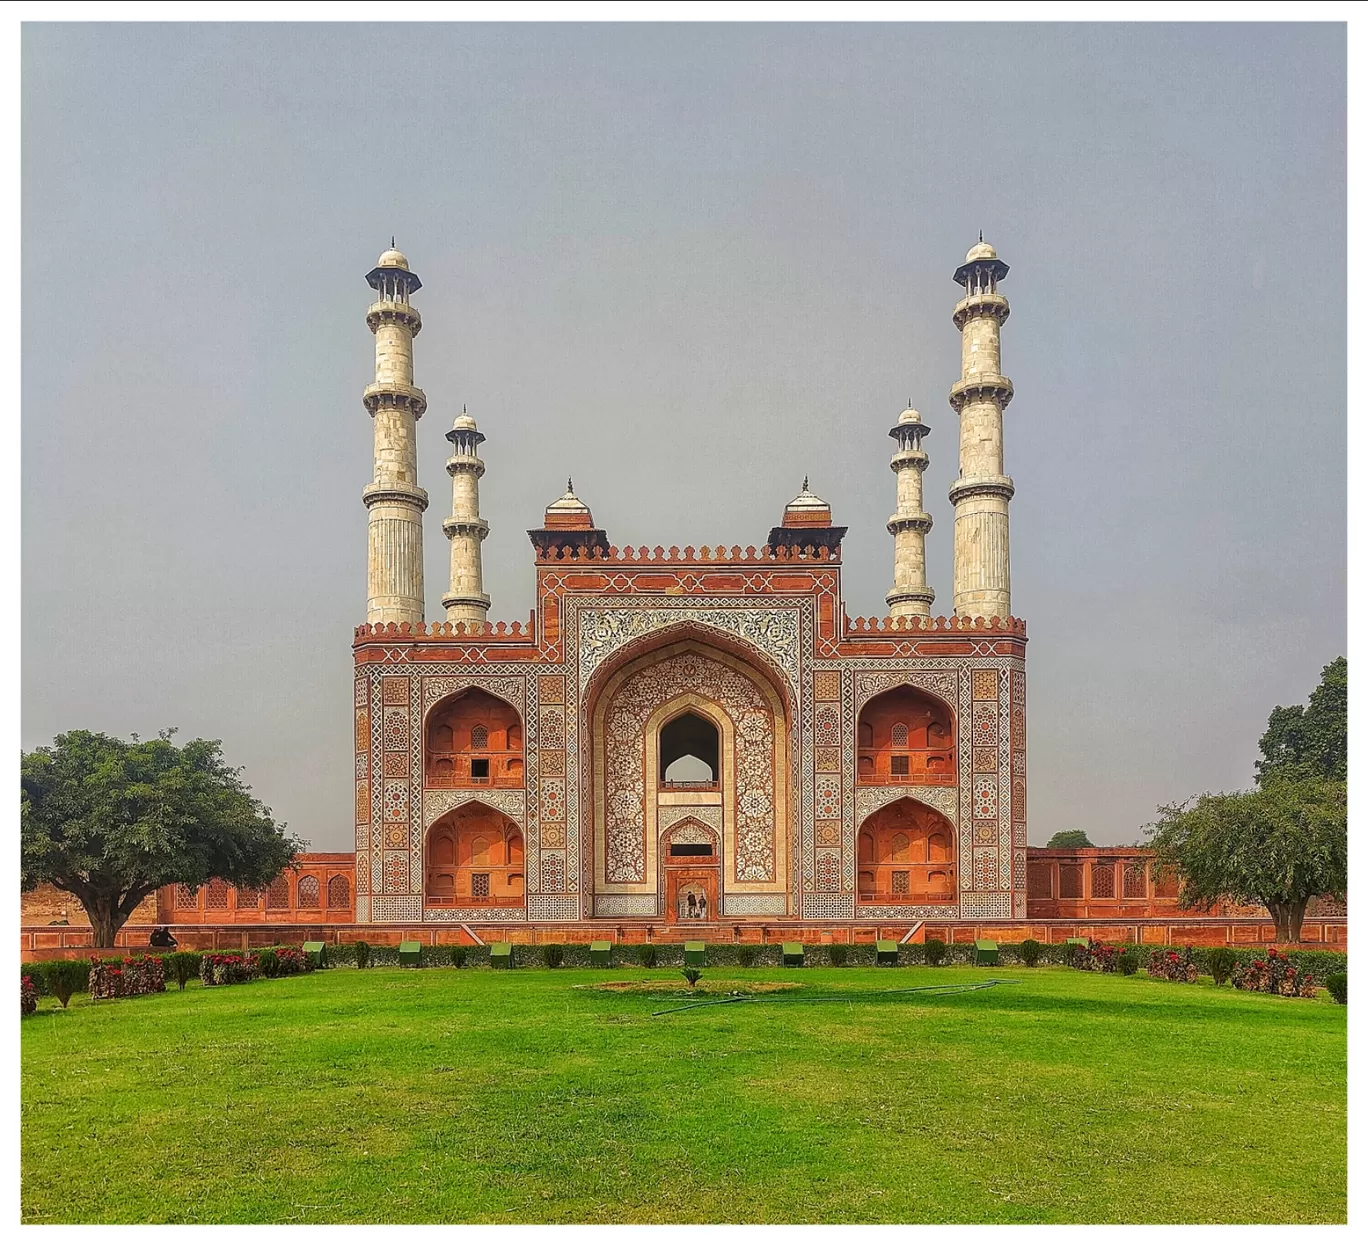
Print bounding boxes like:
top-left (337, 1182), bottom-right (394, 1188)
top-left (949, 237), bottom-right (1014, 620)
top-left (442, 409), bottom-right (491, 625)
top-left (885, 404), bottom-right (935, 618)
top-left (362, 244), bottom-right (428, 625)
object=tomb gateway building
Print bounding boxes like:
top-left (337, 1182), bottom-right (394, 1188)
top-left (24, 239), bottom-right (1347, 950)
top-left (352, 239), bottom-right (1028, 929)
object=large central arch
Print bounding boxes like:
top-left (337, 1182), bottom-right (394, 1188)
top-left (586, 631), bottom-right (792, 917)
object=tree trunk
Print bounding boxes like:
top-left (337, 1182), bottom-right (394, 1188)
top-left (1266, 898), bottom-right (1309, 945)
top-left (85, 894), bottom-right (126, 950)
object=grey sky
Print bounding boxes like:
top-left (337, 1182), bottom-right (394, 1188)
top-left (22, 22), bottom-right (1345, 850)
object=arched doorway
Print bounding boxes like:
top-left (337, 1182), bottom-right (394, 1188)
top-left (660, 710), bottom-right (720, 790)
top-left (659, 819), bottom-right (720, 922)
top-left (856, 685), bottom-right (955, 786)
top-left (856, 797), bottom-right (956, 905)
top-left (425, 802), bottom-right (525, 907)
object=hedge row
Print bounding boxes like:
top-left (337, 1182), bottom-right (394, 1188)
top-left (316, 939), bottom-right (1347, 980)
top-left (22, 941), bottom-right (1349, 987)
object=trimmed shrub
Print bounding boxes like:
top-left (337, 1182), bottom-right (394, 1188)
top-left (827, 944), bottom-right (848, 967)
top-left (1207, 947), bottom-right (1237, 986)
top-left (1018, 939), bottom-right (1043, 968)
top-left (42, 959), bottom-right (91, 1009)
top-left (737, 946), bottom-right (758, 968)
top-left (924, 938), bottom-right (947, 967)
top-left (355, 940), bottom-right (371, 969)
top-left (540, 944), bottom-right (565, 969)
top-left (637, 944), bottom-right (658, 968)
top-left (200, 952), bottom-right (260, 987)
top-left (450, 945), bottom-right (468, 968)
top-left (1147, 946), bottom-right (1198, 983)
top-left (257, 949), bottom-right (280, 978)
top-left (90, 955), bottom-right (166, 1001)
top-left (162, 951), bottom-right (202, 990)
top-left (1326, 971), bottom-right (1347, 1005)
top-left (273, 947), bottom-right (310, 975)
top-left (1232, 947), bottom-right (1319, 998)
top-left (1075, 940), bottom-right (1122, 973)
top-left (1118, 951), bottom-right (1140, 977)
top-left (21, 975), bottom-right (38, 1016)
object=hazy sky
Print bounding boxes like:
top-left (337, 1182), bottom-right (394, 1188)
top-left (22, 22), bottom-right (1345, 850)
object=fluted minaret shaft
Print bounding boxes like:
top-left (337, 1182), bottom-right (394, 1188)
top-left (949, 240), bottom-right (1014, 619)
top-left (362, 246), bottom-right (428, 625)
top-left (886, 406), bottom-right (935, 617)
top-left (443, 412), bottom-right (491, 625)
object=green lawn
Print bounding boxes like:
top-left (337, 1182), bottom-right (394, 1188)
top-left (21, 965), bottom-right (1346, 1224)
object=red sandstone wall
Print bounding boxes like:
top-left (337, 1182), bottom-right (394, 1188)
top-left (21, 883), bottom-right (160, 927)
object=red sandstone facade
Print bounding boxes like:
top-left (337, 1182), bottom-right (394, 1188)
top-left (21, 243), bottom-right (1346, 957)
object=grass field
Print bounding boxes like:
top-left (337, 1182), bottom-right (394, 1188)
top-left (21, 965), bottom-right (1346, 1224)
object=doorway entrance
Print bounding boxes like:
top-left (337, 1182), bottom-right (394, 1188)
top-left (660, 820), bottom-right (720, 921)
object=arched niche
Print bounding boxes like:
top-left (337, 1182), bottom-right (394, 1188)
top-left (424, 688), bottom-right (525, 790)
top-left (855, 797), bottom-right (957, 905)
top-left (425, 801), bottom-right (526, 906)
top-left (856, 685), bottom-right (956, 787)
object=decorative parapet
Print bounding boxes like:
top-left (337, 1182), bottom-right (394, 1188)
top-left (843, 613), bottom-right (1027, 636)
top-left (354, 614), bottom-right (537, 642)
top-left (532, 543), bottom-right (841, 564)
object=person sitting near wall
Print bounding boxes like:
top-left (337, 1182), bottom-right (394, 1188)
top-left (148, 926), bottom-right (178, 948)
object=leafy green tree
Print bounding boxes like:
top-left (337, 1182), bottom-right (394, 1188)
top-left (21, 729), bottom-right (301, 947)
top-left (1145, 776), bottom-right (1346, 944)
top-left (1256, 657), bottom-right (1347, 784)
top-left (1046, 829), bottom-right (1094, 849)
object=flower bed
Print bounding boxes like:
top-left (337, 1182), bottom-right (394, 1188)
top-left (1072, 939), bottom-right (1123, 973)
top-left (21, 975), bottom-right (38, 1016)
top-left (89, 955), bottom-right (167, 1001)
top-left (1231, 947), bottom-right (1320, 998)
top-left (200, 952), bottom-right (261, 987)
top-left (1147, 946), bottom-right (1199, 983)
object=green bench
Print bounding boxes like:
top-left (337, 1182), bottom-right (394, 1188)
top-left (1065, 937), bottom-right (1088, 947)
top-left (782, 942), bottom-right (804, 967)
top-left (590, 940), bottom-right (612, 968)
top-left (302, 941), bottom-right (327, 969)
top-left (975, 938), bottom-right (999, 966)
top-left (684, 941), bottom-right (706, 967)
top-left (875, 939), bottom-right (899, 966)
top-left (490, 942), bottom-right (513, 969)
top-left (398, 941), bottom-right (422, 967)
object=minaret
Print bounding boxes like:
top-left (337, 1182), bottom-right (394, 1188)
top-left (885, 405), bottom-right (935, 617)
top-left (362, 244), bottom-right (427, 625)
top-left (949, 237), bottom-right (1014, 619)
top-left (442, 409), bottom-right (491, 625)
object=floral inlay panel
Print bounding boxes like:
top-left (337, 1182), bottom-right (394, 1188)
top-left (603, 649), bottom-right (776, 884)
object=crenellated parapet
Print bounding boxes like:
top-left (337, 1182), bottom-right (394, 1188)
top-left (354, 615), bottom-right (537, 642)
top-left (532, 543), bottom-right (842, 565)
top-left (843, 613), bottom-right (1027, 636)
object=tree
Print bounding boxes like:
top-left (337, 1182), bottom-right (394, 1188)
top-left (21, 729), bottom-right (301, 947)
top-left (1256, 657), bottom-right (1347, 785)
top-left (1046, 829), bottom-right (1094, 849)
top-left (1145, 776), bottom-right (1346, 944)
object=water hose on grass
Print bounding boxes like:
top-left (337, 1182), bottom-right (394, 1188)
top-left (650, 977), bottom-right (1017, 1017)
